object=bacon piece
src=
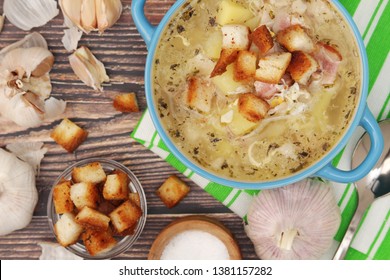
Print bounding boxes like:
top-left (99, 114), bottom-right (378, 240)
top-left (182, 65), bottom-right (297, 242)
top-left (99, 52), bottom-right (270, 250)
top-left (313, 42), bottom-right (343, 85)
top-left (254, 81), bottom-right (279, 100)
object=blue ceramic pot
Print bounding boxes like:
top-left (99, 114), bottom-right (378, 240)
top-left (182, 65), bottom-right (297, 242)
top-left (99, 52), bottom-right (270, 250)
top-left (132, 0), bottom-right (384, 189)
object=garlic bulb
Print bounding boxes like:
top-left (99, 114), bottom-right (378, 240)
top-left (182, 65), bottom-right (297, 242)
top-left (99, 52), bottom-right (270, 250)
top-left (3, 0), bottom-right (59, 31)
top-left (60, 0), bottom-right (123, 34)
top-left (6, 142), bottom-right (47, 175)
top-left (0, 149), bottom-right (39, 236)
top-left (245, 179), bottom-right (341, 260)
top-left (0, 15), bottom-right (5, 33)
top-left (69, 46), bottom-right (109, 91)
top-left (0, 34), bottom-right (66, 128)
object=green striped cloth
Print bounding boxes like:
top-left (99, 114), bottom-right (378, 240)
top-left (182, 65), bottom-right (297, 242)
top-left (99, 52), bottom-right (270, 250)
top-left (131, 0), bottom-right (390, 260)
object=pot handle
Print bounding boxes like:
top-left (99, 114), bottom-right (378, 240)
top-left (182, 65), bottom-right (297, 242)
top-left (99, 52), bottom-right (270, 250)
top-left (315, 107), bottom-right (384, 183)
top-left (131, 0), bottom-right (157, 48)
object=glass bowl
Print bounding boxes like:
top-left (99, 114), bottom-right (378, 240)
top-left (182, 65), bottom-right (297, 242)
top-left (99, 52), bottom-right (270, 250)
top-left (47, 158), bottom-right (147, 259)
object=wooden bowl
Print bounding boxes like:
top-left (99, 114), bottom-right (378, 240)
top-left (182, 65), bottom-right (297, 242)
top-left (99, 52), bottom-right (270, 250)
top-left (148, 215), bottom-right (242, 260)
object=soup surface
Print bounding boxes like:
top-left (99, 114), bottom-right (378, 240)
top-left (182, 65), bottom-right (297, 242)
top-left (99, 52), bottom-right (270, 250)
top-left (152, 0), bottom-right (361, 182)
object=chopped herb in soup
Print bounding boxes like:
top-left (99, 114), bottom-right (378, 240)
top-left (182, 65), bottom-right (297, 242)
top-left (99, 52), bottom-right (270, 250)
top-left (152, 0), bottom-right (361, 182)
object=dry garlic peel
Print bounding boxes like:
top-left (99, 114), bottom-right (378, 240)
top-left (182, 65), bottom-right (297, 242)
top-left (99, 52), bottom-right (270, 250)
top-left (69, 46), bottom-right (109, 91)
top-left (62, 27), bottom-right (83, 52)
top-left (3, 0), bottom-right (59, 31)
top-left (60, 0), bottom-right (122, 34)
top-left (6, 142), bottom-right (48, 175)
top-left (0, 32), bottom-right (48, 61)
top-left (245, 179), bottom-right (341, 260)
top-left (0, 149), bottom-right (38, 236)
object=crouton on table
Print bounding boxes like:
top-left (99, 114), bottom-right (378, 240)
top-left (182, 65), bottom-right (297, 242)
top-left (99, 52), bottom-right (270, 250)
top-left (50, 118), bottom-right (88, 153)
top-left (156, 175), bottom-right (190, 208)
top-left (113, 93), bottom-right (140, 113)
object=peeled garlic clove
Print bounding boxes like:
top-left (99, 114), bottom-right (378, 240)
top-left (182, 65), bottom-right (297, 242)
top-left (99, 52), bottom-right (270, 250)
top-left (0, 149), bottom-right (39, 236)
top-left (3, 0), bottom-right (59, 31)
top-left (1, 47), bottom-right (54, 78)
top-left (80, 0), bottom-right (97, 33)
top-left (245, 179), bottom-right (341, 260)
top-left (96, 0), bottom-right (123, 33)
top-left (69, 46), bottom-right (109, 91)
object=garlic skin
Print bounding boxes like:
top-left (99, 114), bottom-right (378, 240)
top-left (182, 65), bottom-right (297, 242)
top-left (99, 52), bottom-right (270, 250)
top-left (38, 242), bottom-right (82, 260)
top-left (60, 0), bottom-right (122, 34)
top-left (62, 27), bottom-right (83, 52)
top-left (245, 179), bottom-right (341, 260)
top-left (0, 34), bottom-right (66, 128)
top-left (6, 142), bottom-right (48, 175)
top-left (69, 46), bottom-right (109, 91)
top-left (0, 149), bottom-right (40, 236)
top-left (3, 0), bottom-right (59, 31)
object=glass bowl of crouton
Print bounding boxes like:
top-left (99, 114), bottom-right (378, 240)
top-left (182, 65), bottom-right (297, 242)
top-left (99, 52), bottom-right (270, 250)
top-left (47, 158), bottom-right (147, 259)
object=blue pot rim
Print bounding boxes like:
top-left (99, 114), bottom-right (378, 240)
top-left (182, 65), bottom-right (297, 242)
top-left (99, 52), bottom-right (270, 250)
top-left (143, 0), bottom-right (369, 189)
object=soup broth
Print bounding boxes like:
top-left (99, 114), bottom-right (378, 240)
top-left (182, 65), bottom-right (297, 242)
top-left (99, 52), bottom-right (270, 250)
top-left (152, 0), bottom-right (361, 182)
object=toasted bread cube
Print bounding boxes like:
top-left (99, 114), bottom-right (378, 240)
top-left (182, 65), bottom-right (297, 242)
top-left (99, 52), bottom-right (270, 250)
top-left (128, 193), bottom-right (141, 208)
top-left (113, 93), bottom-right (140, 113)
top-left (238, 93), bottom-right (270, 123)
top-left (82, 228), bottom-right (117, 256)
top-left (109, 200), bottom-right (143, 233)
top-left (103, 173), bottom-right (129, 200)
top-left (72, 162), bottom-right (107, 184)
top-left (156, 175), bottom-right (190, 208)
top-left (287, 51), bottom-right (319, 85)
top-left (210, 48), bottom-right (239, 77)
top-left (276, 25), bottom-right (314, 53)
top-left (255, 52), bottom-right (292, 84)
top-left (75, 206), bottom-right (110, 230)
top-left (52, 180), bottom-right (74, 214)
top-left (233, 50), bottom-right (257, 82)
top-left (250, 25), bottom-right (274, 54)
top-left (221, 24), bottom-right (251, 50)
top-left (70, 182), bottom-right (100, 210)
top-left (185, 76), bottom-right (215, 113)
top-left (50, 118), bottom-right (88, 153)
top-left (54, 213), bottom-right (83, 247)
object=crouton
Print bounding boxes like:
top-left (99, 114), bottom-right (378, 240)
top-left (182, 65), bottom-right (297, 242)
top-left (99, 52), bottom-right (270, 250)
top-left (54, 213), bottom-right (83, 247)
top-left (276, 25), bottom-right (314, 52)
top-left (255, 52), bottom-right (292, 84)
top-left (109, 200), bottom-right (143, 233)
top-left (287, 51), bottom-right (319, 85)
top-left (238, 93), bottom-right (270, 122)
top-left (75, 206), bottom-right (110, 230)
top-left (250, 25), bottom-right (274, 54)
top-left (185, 76), bottom-right (215, 113)
top-left (128, 193), bottom-right (141, 208)
top-left (113, 93), bottom-right (140, 113)
top-left (97, 199), bottom-right (118, 216)
top-left (50, 118), bottom-right (88, 153)
top-left (70, 182), bottom-right (100, 210)
top-left (210, 48), bottom-right (239, 77)
top-left (72, 162), bottom-right (107, 184)
top-left (156, 175), bottom-right (190, 208)
top-left (103, 173), bottom-right (129, 200)
top-left (221, 24), bottom-right (251, 50)
top-left (82, 228), bottom-right (117, 256)
top-left (53, 180), bottom-right (74, 214)
top-left (233, 50), bottom-right (257, 82)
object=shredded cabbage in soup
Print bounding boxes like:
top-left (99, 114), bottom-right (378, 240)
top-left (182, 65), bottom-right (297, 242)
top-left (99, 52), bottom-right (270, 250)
top-left (152, 0), bottom-right (360, 182)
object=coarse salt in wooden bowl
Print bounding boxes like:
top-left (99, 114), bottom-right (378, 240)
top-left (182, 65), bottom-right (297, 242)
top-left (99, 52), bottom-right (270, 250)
top-left (148, 215), bottom-right (241, 260)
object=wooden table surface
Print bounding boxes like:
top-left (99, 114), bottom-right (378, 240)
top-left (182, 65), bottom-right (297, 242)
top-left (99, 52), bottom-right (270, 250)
top-left (0, 0), bottom-right (258, 260)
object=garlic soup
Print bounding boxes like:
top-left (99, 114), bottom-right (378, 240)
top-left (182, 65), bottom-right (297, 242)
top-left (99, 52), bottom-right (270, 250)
top-left (152, 0), bottom-right (361, 182)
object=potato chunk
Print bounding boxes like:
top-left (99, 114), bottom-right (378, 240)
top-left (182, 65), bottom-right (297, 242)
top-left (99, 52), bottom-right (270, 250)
top-left (216, 0), bottom-right (253, 25)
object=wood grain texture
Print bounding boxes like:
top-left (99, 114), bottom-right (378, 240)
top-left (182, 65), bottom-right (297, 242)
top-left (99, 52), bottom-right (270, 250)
top-left (0, 0), bottom-right (258, 260)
